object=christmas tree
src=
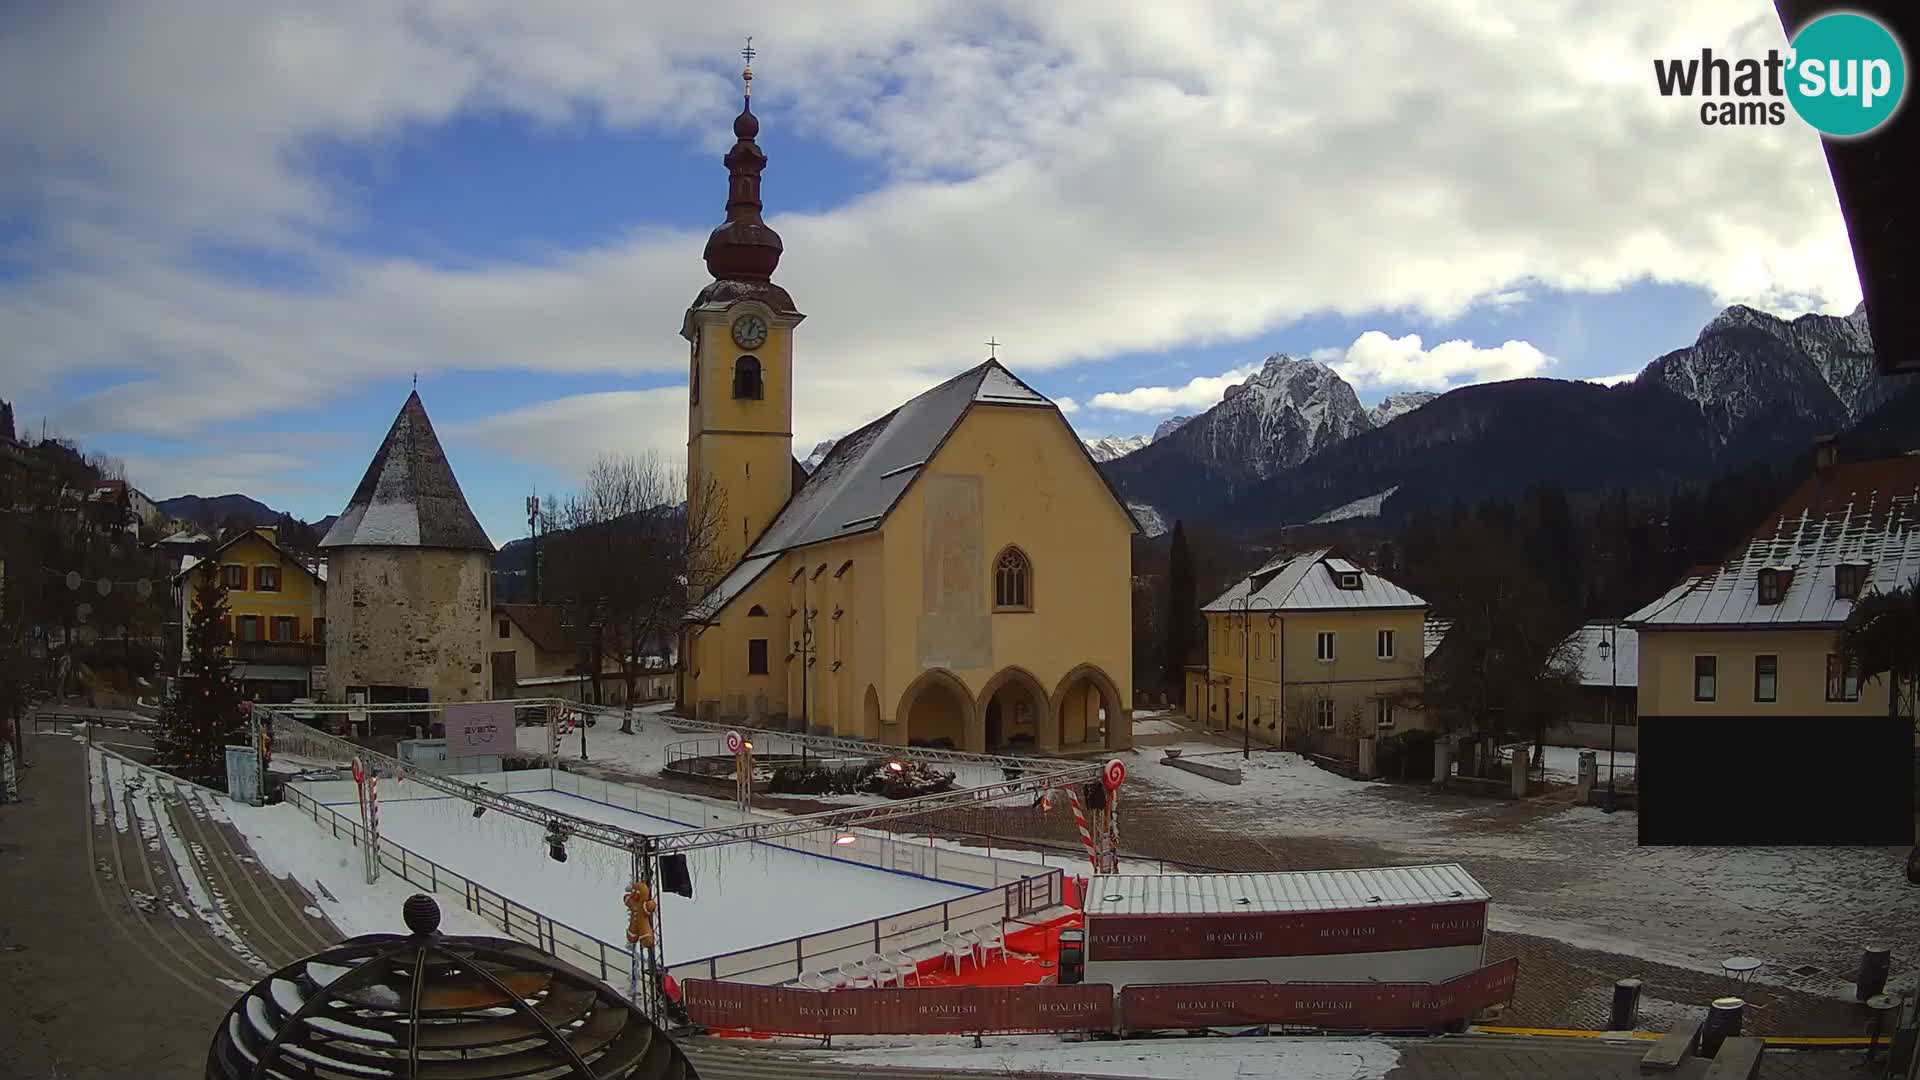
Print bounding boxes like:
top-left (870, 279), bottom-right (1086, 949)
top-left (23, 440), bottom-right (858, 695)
top-left (155, 573), bottom-right (244, 787)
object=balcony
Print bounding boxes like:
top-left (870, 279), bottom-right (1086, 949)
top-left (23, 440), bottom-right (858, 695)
top-left (231, 640), bottom-right (324, 666)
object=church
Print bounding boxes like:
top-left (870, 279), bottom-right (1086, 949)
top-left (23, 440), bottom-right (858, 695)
top-left (677, 56), bottom-right (1137, 755)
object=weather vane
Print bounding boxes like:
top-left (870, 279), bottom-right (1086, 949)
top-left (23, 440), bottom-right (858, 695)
top-left (741, 36), bottom-right (755, 98)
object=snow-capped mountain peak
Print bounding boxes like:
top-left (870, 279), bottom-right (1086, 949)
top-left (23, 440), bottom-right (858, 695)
top-left (1369, 391), bottom-right (1438, 427)
top-left (800, 438), bottom-right (838, 473)
top-left (1083, 435), bottom-right (1150, 462)
top-left (1152, 414), bottom-right (1194, 441)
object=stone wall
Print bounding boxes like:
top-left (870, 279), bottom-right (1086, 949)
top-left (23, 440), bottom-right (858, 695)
top-left (324, 547), bottom-right (489, 704)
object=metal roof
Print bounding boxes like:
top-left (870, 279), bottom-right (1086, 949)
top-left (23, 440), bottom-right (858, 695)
top-left (1084, 864), bottom-right (1488, 917)
top-left (744, 360), bottom-right (1051, 558)
top-left (320, 391), bottom-right (495, 552)
top-left (1560, 623), bottom-right (1638, 688)
top-left (687, 552), bottom-right (780, 623)
top-left (1423, 618), bottom-right (1452, 659)
top-left (1203, 547), bottom-right (1427, 613)
top-left (1627, 486), bottom-right (1920, 630)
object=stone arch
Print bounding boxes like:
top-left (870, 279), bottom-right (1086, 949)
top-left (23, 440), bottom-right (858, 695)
top-left (1050, 663), bottom-right (1128, 750)
top-left (975, 666), bottom-right (1051, 754)
top-left (896, 668), bottom-right (979, 752)
top-left (862, 684), bottom-right (882, 738)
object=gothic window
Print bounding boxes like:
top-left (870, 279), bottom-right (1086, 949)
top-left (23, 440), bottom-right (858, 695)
top-left (733, 355), bottom-right (763, 400)
top-left (747, 604), bottom-right (767, 617)
top-left (993, 546), bottom-right (1032, 611)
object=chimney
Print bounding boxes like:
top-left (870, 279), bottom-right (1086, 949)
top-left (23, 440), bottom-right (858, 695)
top-left (1813, 434), bottom-right (1839, 473)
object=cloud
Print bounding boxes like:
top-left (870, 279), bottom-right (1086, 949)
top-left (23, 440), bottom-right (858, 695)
top-left (1330, 332), bottom-right (1557, 391)
top-left (1089, 364), bottom-right (1259, 414)
top-left (1587, 371), bottom-right (1641, 386)
top-left (1052, 396), bottom-right (1080, 414)
top-left (1, 1), bottom-right (1865, 490)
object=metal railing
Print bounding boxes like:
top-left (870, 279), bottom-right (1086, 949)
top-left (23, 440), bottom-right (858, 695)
top-left (278, 782), bottom-right (641, 986)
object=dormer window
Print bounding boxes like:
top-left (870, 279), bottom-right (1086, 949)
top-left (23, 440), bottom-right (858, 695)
top-left (1835, 563), bottom-right (1868, 601)
top-left (732, 355), bottom-right (763, 400)
top-left (1338, 572), bottom-right (1361, 590)
top-left (1324, 557), bottom-right (1364, 590)
top-left (1756, 569), bottom-right (1787, 605)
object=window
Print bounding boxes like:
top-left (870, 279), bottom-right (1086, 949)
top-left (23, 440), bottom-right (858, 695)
top-left (1337, 572), bottom-right (1361, 590)
top-left (313, 618), bottom-right (326, 646)
top-left (1375, 698), bottom-right (1394, 728)
top-left (747, 638), bottom-right (769, 676)
top-left (1316, 631), bottom-right (1336, 662)
top-left (1315, 698), bottom-right (1336, 730)
top-left (1693, 655), bottom-right (1717, 702)
top-left (1835, 563), bottom-right (1867, 600)
top-left (1826, 654), bottom-right (1861, 702)
top-left (498, 618), bottom-right (511, 639)
top-left (747, 604), bottom-right (767, 617)
top-left (222, 564), bottom-right (246, 590)
top-left (1754, 655), bottom-right (1778, 703)
top-left (993, 547), bottom-right (1032, 610)
top-left (732, 355), bottom-right (763, 399)
top-left (1377, 629), bottom-right (1395, 660)
top-left (1757, 569), bottom-right (1782, 605)
top-left (237, 615), bottom-right (262, 643)
top-left (270, 616), bottom-right (298, 643)
top-left (254, 565), bottom-right (280, 592)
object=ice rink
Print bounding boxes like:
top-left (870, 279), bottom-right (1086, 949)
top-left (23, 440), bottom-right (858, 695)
top-left (339, 788), bottom-right (977, 965)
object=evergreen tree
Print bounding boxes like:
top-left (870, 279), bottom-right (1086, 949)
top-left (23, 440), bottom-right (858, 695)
top-left (156, 574), bottom-right (244, 787)
top-left (1162, 521), bottom-right (1197, 693)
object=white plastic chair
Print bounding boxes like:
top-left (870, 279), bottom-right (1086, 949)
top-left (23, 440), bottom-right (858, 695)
top-left (940, 931), bottom-right (971, 974)
top-left (836, 961), bottom-right (873, 989)
top-left (956, 927), bottom-right (986, 965)
top-left (975, 925), bottom-right (1007, 965)
top-left (796, 970), bottom-right (834, 991)
top-left (859, 954), bottom-right (897, 987)
top-left (881, 948), bottom-right (918, 986)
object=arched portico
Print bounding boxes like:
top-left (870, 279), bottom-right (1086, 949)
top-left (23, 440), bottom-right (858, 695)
top-left (1050, 663), bottom-right (1129, 751)
top-left (896, 668), bottom-right (979, 752)
top-left (975, 666), bottom-right (1051, 754)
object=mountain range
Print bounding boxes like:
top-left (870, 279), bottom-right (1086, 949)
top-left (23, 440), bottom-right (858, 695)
top-left (1105, 302), bottom-right (1913, 532)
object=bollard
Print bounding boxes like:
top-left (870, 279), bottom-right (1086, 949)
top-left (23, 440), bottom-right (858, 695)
top-left (1700, 997), bottom-right (1745, 1057)
top-left (1857, 945), bottom-right (1891, 1002)
top-left (1609, 978), bottom-right (1642, 1032)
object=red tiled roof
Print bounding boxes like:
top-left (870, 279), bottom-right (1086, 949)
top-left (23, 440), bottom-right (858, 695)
top-left (497, 604), bottom-right (577, 656)
top-left (1755, 455), bottom-right (1920, 537)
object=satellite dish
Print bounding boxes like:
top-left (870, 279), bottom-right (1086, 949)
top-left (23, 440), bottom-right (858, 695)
top-left (96, 577), bottom-right (112, 597)
top-left (65, 571), bottom-right (81, 591)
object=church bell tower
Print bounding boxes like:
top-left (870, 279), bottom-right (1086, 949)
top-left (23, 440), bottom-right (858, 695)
top-left (683, 40), bottom-right (804, 567)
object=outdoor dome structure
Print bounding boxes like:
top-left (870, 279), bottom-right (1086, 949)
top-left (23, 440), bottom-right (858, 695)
top-left (206, 894), bottom-right (697, 1080)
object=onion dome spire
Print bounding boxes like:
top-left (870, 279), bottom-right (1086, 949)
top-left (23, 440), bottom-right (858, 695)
top-left (703, 37), bottom-right (783, 283)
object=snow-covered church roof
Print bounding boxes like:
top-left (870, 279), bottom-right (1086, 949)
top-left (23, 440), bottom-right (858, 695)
top-left (320, 391), bottom-right (494, 552)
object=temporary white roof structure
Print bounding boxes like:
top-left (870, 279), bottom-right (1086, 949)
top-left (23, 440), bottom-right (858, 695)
top-left (1084, 864), bottom-right (1488, 917)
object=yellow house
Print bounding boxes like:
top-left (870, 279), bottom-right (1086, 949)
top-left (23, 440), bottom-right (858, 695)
top-left (177, 525), bottom-right (327, 702)
top-left (487, 603), bottom-right (583, 696)
top-left (1626, 450), bottom-right (1920, 721)
top-left (1189, 548), bottom-right (1428, 749)
top-left (676, 72), bottom-right (1136, 754)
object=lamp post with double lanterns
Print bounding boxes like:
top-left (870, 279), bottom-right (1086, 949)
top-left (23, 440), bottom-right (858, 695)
top-left (1597, 623), bottom-right (1619, 813)
top-left (1228, 595), bottom-right (1276, 761)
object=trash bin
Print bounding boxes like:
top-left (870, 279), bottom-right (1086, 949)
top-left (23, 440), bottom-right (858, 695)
top-left (1858, 945), bottom-right (1891, 1001)
top-left (1058, 929), bottom-right (1085, 985)
top-left (1609, 978), bottom-right (1642, 1031)
top-left (1701, 997), bottom-right (1745, 1057)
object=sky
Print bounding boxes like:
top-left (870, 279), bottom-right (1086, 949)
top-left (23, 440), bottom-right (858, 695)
top-left (0, 2), bottom-right (1865, 547)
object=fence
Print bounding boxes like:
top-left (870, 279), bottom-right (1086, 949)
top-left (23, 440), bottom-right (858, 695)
top-left (1287, 727), bottom-right (1361, 763)
top-left (1115, 957), bottom-right (1519, 1031)
top-left (685, 981), bottom-right (1113, 1036)
top-left (285, 766), bottom-right (1065, 989)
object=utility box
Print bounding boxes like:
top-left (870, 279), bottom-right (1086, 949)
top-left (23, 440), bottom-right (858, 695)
top-left (398, 738), bottom-right (501, 775)
top-left (225, 746), bottom-right (259, 803)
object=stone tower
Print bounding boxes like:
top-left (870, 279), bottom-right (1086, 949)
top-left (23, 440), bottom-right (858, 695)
top-left (320, 391), bottom-right (495, 711)
top-left (682, 47), bottom-right (805, 573)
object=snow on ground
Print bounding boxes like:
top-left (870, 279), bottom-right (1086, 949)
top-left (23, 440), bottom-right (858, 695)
top-left (1497, 744), bottom-right (1636, 784)
top-left (220, 798), bottom-right (498, 940)
top-left (1130, 717), bottom-right (1185, 738)
top-left (336, 789), bottom-right (976, 964)
top-left (821, 1034), bottom-right (1400, 1079)
top-left (1134, 744), bottom-right (1378, 803)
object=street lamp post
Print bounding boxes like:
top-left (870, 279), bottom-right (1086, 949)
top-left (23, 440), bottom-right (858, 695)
top-left (1598, 625), bottom-right (1617, 813)
top-left (1228, 596), bottom-right (1274, 760)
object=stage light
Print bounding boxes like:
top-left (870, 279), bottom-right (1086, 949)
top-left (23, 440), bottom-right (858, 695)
top-left (834, 833), bottom-right (858, 846)
top-left (472, 805), bottom-right (485, 819)
top-left (886, 760), bottom-right (904, 773)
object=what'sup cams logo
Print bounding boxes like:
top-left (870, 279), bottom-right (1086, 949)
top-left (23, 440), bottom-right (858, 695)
top-left (1655, 11), bottom-right (1907, 136)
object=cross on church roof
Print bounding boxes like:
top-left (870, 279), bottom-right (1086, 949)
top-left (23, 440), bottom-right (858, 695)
top-left (985, 337), bottom-right (1001, 359)
top-left (741, 36), bottom-right (755, 97)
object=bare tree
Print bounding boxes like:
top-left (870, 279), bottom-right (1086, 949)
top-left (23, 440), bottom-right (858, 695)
top-left (546, 454), bottom-right (732, 732)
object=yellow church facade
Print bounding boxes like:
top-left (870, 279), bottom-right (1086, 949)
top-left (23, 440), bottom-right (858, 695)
top-left (675, 63), bottom-right (1135, 755)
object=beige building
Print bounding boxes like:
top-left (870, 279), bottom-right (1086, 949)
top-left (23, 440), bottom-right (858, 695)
top-left (1626, 449), bottom-right (1920, 721)
top-left (321, 391), bottom-right (495, 715)
top-left (676, 73), bottom-right (1137, 754)
top-left (1188, 549), bottom-right (1429, 749)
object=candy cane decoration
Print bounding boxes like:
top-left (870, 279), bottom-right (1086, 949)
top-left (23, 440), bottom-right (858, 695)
top-left (1066, 786), bottom-right (1099, 871)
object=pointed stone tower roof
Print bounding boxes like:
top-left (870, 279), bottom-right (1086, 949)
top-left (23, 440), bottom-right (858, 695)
top-left (320, 391), bottom-right (494, 552)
